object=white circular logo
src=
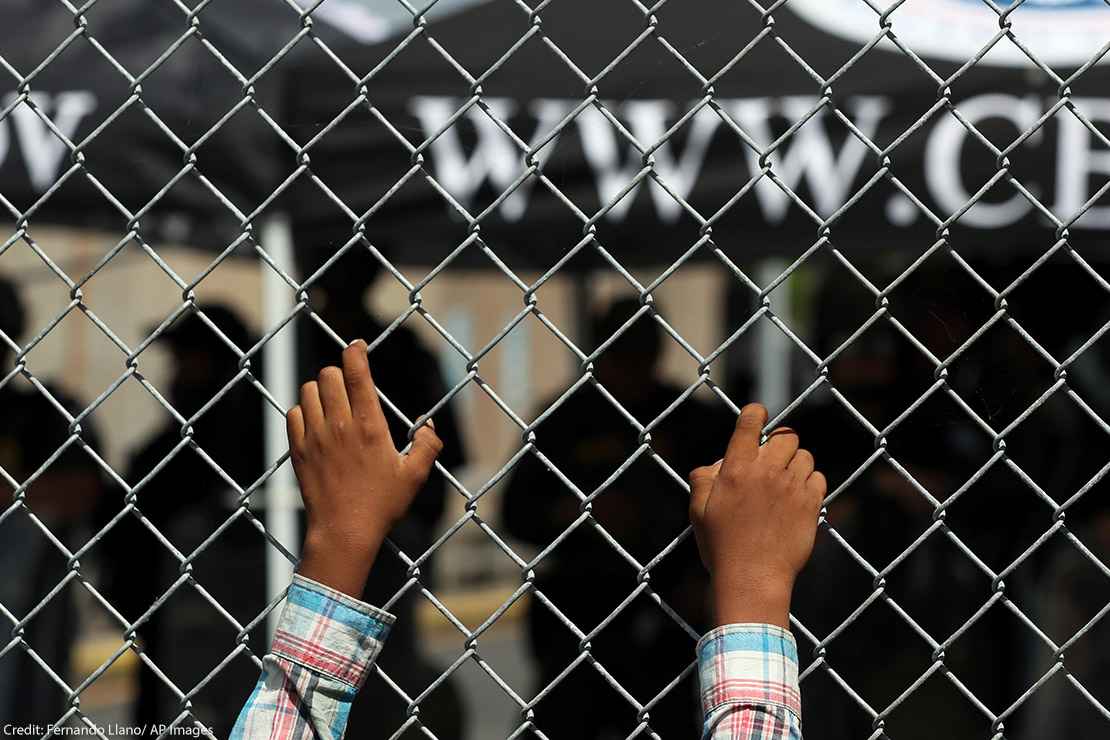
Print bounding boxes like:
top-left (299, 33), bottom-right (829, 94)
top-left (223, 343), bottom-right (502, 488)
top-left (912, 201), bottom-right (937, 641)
top-left (789, 0), bottom-right (1110, 67)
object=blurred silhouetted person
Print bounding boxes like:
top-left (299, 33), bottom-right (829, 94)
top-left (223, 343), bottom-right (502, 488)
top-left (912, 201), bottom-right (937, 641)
top-left (1013, 260), bottom-right (1110, 738)
top-left (501, 296), bottom-right (732, 739)
top-left (1021, 495), bottom-right (1110, 738)
top-left (296, 243), bottom-right (468, 737)
top-left (0, 274), bottom-right (104, 727)
top-left (94, 304), bottom-right (267, 736)
top-left (789, 264), bottom-right (1044, 738)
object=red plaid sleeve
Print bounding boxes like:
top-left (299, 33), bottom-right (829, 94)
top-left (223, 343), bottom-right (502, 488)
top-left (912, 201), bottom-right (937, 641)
top-left (230, 575), bottom-right (394, 740)
top-left (698, 624), bottom-right (803, 740)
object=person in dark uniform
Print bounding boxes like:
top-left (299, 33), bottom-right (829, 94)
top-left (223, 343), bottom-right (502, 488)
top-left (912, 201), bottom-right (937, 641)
top-left (0, 275), bottom-right (104, 728)
top-left (93, 304), bottom-right (268, 737)
top-left (296, 244), bottom-right (468, 738)
top-left (501, 296), bottom-right (733, 739)
top-left (787, 266), bottom-right (1033, 739)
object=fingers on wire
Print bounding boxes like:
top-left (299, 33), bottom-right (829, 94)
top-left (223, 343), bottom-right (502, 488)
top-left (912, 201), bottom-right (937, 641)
top-left (724, 403), bottom-right (767, 465)
top-left (300, 380), bottom-right (324, 434)
top-left (764, 427), bottom-right (800, 468)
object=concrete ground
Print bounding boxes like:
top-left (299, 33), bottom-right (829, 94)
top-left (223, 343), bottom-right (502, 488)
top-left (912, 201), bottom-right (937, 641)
top-left (426, 617), bottom-right (535, 740)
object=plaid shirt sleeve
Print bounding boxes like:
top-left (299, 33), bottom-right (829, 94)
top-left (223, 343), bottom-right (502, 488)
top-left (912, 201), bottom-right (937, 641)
top-left (698, 624), bottom-right (803, 740)
top-left (230, 574), bottom-right (394, 740)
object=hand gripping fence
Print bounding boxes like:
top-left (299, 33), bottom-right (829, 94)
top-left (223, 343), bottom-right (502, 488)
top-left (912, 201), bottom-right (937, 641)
top-left (3, 0), bottom-right (1110, 738)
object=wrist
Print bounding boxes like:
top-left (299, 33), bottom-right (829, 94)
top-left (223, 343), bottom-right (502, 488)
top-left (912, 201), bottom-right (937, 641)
top-left (298, 527), bottom-right (384, 599)
top-left (711, 574), bottom-right (793, 630)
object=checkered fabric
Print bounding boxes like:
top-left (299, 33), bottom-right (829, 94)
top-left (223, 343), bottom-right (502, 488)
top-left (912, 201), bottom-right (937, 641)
top-left (232, 576), bottom-right (801, 739)
top-left (699, 624), bottom-right (802, 740)
top-left (229, 575), bottom-right (394, 740)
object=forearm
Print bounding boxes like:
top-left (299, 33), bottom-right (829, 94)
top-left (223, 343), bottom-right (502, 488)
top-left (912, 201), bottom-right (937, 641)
top-left (689, 403), bottom-right (823, 739)
top-left (235, 342), bottom-right (439, 739)
top-left (297, 527), bottom-right (385, 600)
top-left (712, 576), bottom-right (793, 630)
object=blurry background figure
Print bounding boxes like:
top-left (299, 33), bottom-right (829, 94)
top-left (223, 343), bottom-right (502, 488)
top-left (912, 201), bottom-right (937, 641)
top-left (93, 304), bottom-right (267, 737)
top-left (296, 242), bottom-right (468, 737)
top-left (501, 296), bottom-right (732, 739)
top-left (788, 263), bottom-right (1068, 738)
top-left (1021, 496), bottom-right (1110, 738)
top-left (0, 274), bottom-right (105, 727)
top-left (1015, 261), bottom-right (1110, 739)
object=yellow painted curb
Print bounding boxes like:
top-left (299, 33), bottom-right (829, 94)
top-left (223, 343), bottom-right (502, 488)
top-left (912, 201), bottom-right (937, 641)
top-left (73, 636), bottom-right (138, 679)
top-left (416, 582), bottom-right (530, 633)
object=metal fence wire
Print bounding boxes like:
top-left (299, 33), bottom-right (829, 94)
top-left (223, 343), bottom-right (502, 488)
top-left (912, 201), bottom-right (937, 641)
top-left (3, 0), bottom-right (1110, 738)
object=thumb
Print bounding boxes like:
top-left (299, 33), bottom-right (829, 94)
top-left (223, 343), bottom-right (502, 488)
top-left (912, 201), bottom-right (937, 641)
top-left (404, 421), bottom-right (443, 484)
top-left (688, 460), bottom-right (722, 524)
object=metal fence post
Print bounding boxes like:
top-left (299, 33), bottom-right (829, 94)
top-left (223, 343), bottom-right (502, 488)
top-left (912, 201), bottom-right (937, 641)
top-left (261, 214), bottom-right (299, 640)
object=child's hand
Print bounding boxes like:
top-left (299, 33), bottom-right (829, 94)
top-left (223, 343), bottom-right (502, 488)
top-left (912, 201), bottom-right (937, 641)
top-left (286, 340), bottom-right (443, 598)
top-left (689, 403), bottom-right (825, 629)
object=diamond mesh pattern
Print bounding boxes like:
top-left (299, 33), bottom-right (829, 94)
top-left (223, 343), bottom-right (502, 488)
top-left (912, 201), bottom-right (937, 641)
top-left (2, 0), bottom-right (1110, 737)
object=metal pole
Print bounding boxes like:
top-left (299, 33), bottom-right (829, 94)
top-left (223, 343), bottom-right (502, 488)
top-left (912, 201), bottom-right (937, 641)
top-left (571, 271), bottom-right (593, 362)
top-left (261, 214), bottom-right (299, 639)
top-left (756, 258), bottom-right (791, 414)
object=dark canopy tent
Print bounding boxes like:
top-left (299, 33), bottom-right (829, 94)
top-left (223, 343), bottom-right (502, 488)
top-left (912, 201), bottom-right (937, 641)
top-left (0, 2), bottom-right (281, 246)
top-left (285, 0), bottom-right (1110, 269)
top-left (5, 0), bottom-right (1109, 267)
top-left (0, 0), bottom-right (344, 248)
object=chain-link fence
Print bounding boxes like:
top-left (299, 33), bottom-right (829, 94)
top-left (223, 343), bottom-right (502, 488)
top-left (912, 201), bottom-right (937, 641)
top-left (3, 0), bottom-right (1110, 738)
